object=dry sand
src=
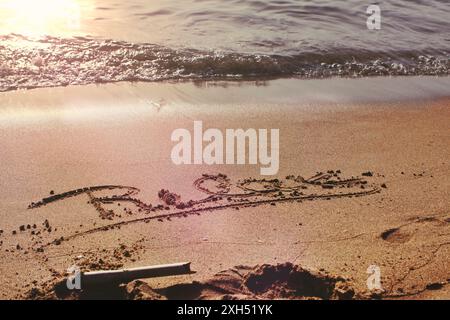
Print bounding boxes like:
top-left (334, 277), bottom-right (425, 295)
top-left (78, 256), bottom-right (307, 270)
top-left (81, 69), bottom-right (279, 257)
top-left (0, 77), bottom-right (449, 299)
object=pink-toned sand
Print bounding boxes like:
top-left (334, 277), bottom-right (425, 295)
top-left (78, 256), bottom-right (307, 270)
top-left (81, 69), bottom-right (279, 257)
top-left (0, 78), bottom-right (449, 299)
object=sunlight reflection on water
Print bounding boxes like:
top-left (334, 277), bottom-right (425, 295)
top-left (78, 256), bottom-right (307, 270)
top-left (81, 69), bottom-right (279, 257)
top-left (0, 0), bottom-right (88, 36)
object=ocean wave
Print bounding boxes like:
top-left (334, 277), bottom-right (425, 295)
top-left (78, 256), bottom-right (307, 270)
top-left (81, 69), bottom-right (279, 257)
top-left (0, 35), bottom-right (448, 91)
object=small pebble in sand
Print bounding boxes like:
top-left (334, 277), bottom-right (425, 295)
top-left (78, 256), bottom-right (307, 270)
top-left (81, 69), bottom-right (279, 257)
top-left (123, 250), bottom-right (131, 258)
top-left (19, 225), bottom-right (25, 231)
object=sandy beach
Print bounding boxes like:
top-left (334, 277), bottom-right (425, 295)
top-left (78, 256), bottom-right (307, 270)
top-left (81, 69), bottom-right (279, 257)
top-left (0, 77), bottom-right (448, 299)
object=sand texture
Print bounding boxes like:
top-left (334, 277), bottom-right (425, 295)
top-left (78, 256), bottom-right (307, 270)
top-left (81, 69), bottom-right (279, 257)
top-left (0, 78), bottom-right (449, 299)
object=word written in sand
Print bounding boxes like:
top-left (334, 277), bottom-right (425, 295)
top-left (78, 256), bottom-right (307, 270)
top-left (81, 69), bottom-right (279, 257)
top-left (28, 171), bottom-right (381, 246)
top-left (171, 121), bottom-right (279, 175)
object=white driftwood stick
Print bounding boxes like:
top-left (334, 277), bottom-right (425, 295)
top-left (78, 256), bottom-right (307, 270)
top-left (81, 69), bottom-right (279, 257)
top-left (81, 262), bottom-right (193, 285)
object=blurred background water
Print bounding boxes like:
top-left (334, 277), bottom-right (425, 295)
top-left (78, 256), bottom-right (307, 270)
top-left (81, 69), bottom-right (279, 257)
top-left (0, 0), bottom-right (449, 90)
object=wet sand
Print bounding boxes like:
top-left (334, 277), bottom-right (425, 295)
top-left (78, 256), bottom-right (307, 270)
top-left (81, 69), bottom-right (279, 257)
top-left (0, 77), bottom-right (449, 299)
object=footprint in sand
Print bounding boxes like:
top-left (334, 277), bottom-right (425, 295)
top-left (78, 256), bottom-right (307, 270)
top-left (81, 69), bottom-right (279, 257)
top-left (381, 227), bottom-right (412, 244)
top-left (380, 216), bottom-right (450, 244)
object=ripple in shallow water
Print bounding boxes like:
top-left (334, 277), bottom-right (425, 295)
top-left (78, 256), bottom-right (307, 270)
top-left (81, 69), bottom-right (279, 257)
top-left (0, 35), bottom-right (448, 92)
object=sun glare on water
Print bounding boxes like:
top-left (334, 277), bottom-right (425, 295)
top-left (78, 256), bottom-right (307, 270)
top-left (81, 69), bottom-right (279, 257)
top-left (0, 0), bottom-right (82, 36)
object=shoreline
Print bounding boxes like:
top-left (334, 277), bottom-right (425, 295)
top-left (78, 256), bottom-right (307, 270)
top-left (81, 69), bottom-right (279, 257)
top-left (0, 77), bottom-right (449, 299)
top-left (1, 76), bottom-right (450, 128)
